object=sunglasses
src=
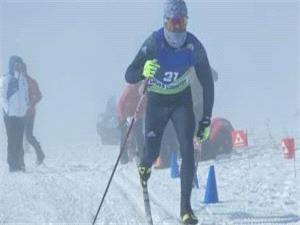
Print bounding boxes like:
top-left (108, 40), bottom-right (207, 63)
top-left (164, 16), bottom-right (188, 32)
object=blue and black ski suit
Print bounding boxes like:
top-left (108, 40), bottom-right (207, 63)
top-left (125, 28), bottom-right (214, 214)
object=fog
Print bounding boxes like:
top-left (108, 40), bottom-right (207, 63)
top-left (0, 0), bottom-right (299, 146)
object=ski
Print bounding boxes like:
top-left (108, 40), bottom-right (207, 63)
top-left (141, 181), bottom-right (153, 225)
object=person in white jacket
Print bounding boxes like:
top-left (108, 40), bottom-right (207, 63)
top-left (0, 55), bottom-right (29, 172)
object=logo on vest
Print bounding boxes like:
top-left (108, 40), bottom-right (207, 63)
top-left (147, 131), bottom-right (156, 137)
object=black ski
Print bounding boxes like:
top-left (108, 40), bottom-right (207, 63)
top-left (141, 181), bottom-right (153, 225)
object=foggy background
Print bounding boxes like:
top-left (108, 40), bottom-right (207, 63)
top-left (0, 0), bottom-right (299, 146)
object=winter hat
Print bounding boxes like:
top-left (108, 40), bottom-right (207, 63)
top-left (163, 0), bottom-right (188, 48)
top-left (163, 0), bottom-right (188, 19)
top-left (8, 55), bottom-right (23, 74)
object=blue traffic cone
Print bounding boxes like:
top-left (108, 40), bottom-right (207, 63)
top-left (170, 152), bottom-right (180, 178)
top-left (204, 165), bottom-right (219, 203)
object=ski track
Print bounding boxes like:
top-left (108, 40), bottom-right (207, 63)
top-left (117, 162), bottom-right (217, 225)
top-left (109, 174), bottom-right (146, 224)
top-left (0, 139), bottom-right (300, 225)
top-left (117, 167), bottom-right (180, 224)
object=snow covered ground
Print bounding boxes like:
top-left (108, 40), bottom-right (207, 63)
top-left (0, 137), bottom-right (299, 225)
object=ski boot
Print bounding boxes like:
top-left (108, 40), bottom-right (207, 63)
top-left (138, 163), bottom-right (151, 187)
top-left (181, 211), bottom-right (198, 225)
top-left (181, 200), bottom-right (198, 225)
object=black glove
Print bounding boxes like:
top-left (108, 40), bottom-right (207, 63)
top-left (196, 117), bottom-right (211, 141)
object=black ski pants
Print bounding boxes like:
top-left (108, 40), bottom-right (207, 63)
top-left (4, 114), bottom-right (25, 171)
top-left (142, 90), bottom-right (196, 213)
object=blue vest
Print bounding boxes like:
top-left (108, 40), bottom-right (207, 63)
top-left (148, 28), bottom-right (194, 95)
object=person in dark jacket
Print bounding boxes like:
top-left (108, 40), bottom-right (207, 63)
top-left (124, 0), bottom-right (214, 223)
top-left (23, 63), bottom-right (45, 165)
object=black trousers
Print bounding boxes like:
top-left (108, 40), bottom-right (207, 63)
top-left (143, 90), bottom-right (196, 214)
top-left (24, 114), bottom-right (44, 159)
top-left (4, 114), bottom-right (25, 170)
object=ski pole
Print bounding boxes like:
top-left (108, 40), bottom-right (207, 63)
top-left (193, 137), bottom-right (203, 188)
top-left (92, 79), bottom-right (149, 225)
top-left (193, 139), bottom-right (201, 189)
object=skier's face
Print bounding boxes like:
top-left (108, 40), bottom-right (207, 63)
top-left (164, 16), bottom-right (188, 33)
top-left (13, 61), bottom-right (23, 73)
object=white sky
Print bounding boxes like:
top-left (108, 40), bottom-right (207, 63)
top-left (0, 0), bottom-right (299, 145)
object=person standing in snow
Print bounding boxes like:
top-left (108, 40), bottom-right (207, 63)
top-left (125, 0), bottom-right (214, 224)
top-left (97, 96), bottom-right (120, 145)
top-left (0, 56), bottom-right (29, 172)
top-left (23, 63), bottom-right (45, 165)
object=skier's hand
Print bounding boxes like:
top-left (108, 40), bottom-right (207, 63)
top-left (142, 59), bottom-right (160, 78)
top-left (196, 117), bottom-right (211, 142)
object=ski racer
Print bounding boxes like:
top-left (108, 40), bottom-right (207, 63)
top-left (124, 0), bottom-right (214, 224)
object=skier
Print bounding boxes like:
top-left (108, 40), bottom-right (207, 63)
top-left (23, 63), bottom-right (45, 165)
top-left (0, 56), bottom-right (29, 172)
top-left (125, 0), bottom-right (214, 224)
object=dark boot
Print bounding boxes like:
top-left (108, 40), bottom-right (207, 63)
top-left (9, 167), bottom-right (21, 173)
top-left (138, 162), bottom-right (151, 186)
top-left (180, 197), bottom-right (198, 225)
top-left (180, 211), bottom-right (198, 225)
top-left (33, 141), bottom-right (45, 165)
top-left (9, 166), bottom-right (25, 173)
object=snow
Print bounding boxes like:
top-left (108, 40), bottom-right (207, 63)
top-left (0, 137), bottom-right (299, 225)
